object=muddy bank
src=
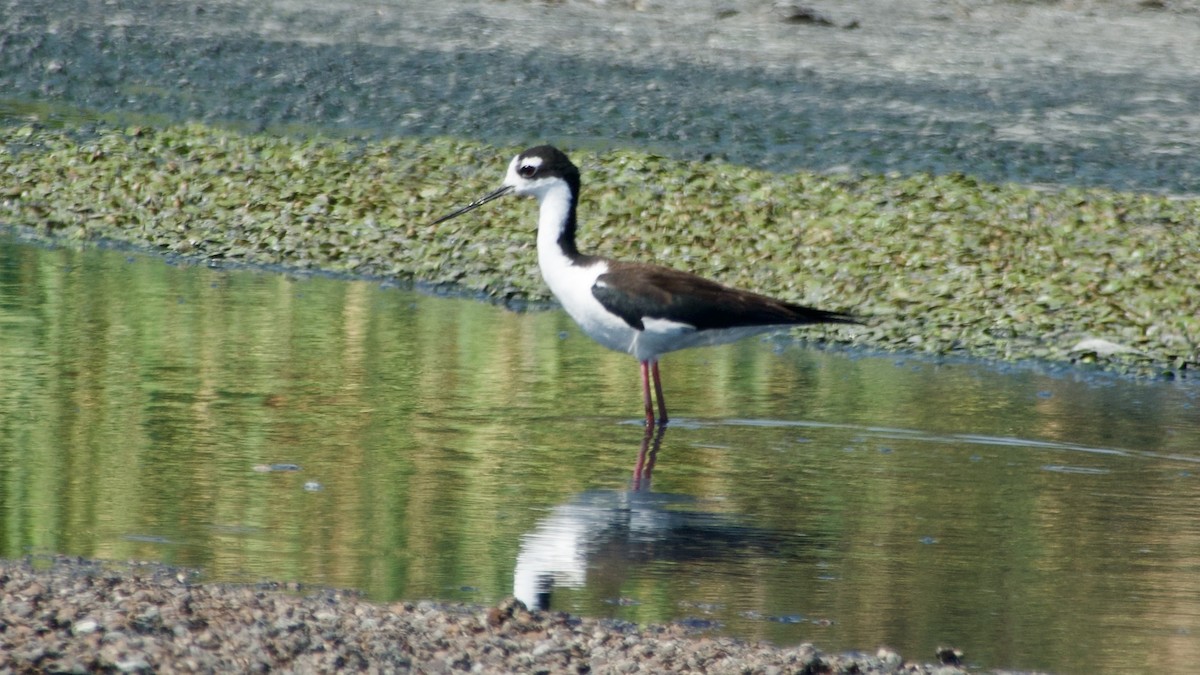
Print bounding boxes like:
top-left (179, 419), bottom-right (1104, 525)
top-left (3, 124), bottom-right (1197, 377)
top-left (1, 0), bottom-right (1198, 193)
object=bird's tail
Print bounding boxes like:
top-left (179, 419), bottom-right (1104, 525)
top-left (786, 303), bottom-right (861, 326)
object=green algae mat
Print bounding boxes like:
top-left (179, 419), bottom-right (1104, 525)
top-left (1, 122), bottom-right (1196, 378)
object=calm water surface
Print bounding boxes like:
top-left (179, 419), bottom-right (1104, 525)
top-left (1, 234), bottom-right (1198, 673)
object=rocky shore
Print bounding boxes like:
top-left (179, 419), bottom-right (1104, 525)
top-left (0, 556), bottom-right (1014, 674)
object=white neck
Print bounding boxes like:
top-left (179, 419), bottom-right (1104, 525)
top-left (535, 180), bottom-right (576, 268)
top-left (532, 179), bottom-right (610, 322)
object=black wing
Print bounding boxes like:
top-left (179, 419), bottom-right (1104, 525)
top-left (592, 261), bottom-right (857, 332)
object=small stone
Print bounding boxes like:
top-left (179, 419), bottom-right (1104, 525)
top-left (1070, 337), bottom-right (1138, 356)
top-left (772, 2), bottom-right (836, 26)
top-left (72, 618), bottom-right (100, 635)
top-left (116, 657), bottom-right (151, 673)
top-left (877, 646), bottom-right (903, 667)
top-left (936, 645), bottom-right (964, 665)
top-left (18, 646), bottom-right (47, 663)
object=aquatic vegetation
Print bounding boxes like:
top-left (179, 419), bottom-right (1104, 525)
top-left (1, 122), bottom-right (1196, 377)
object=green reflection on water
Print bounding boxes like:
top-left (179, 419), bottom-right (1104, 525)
top-left (1, 235), bottom-right (1198, 673)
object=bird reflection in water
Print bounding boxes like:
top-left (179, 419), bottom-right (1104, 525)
top-left (513, 426), bottom-right (794, 611)
top-left (631, 424), bottom-right (665, 491)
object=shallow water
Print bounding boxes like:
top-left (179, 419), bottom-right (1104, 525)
top-left (1, 234), bottom-right (1198, 673)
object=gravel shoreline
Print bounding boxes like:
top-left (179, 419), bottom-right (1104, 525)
top-left (0, 556), bottom-right (1009, 675)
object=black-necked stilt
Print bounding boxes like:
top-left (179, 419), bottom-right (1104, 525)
top-left (432, 145), bottom-right (857, 426)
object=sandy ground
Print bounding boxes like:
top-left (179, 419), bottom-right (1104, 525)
top-left (1, 0), bottom-right (1198, 192)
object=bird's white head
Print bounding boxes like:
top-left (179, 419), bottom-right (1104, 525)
top-left (431, 145), bottom-right (580, 225)
top-left (503, 146), bottom-right (580, 200)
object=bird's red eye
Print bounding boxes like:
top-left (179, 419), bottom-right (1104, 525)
top-left (518, 164), bottom-right (537, 178)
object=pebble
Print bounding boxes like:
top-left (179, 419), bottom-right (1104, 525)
top-left (0, 555), bottom-right (1035, 674)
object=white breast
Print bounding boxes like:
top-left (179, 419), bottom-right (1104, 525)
top-left (539, 249), bottom-right (641, 355)
top-left (534, 185), bottom-right (640, 356)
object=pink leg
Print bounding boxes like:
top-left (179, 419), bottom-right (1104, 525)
top-left (640, 361), bottom-right (655, 425)
top-left (632, 423), bottom-right (665, 491)
top-left (650, 361), bottom-right (669, 425)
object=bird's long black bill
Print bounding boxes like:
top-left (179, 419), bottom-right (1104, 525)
top-left (430, 185), bottom-right (513, 225)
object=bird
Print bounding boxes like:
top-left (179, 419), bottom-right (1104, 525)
top-left (432, 145), bottom-right (857, 426)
